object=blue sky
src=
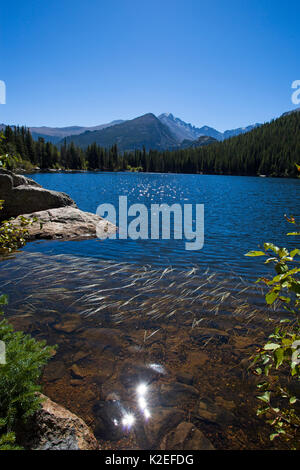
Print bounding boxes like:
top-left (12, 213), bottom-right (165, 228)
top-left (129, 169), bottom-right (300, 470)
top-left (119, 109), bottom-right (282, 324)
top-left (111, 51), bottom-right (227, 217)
top-left (1, 0), bottom-right (299, 131)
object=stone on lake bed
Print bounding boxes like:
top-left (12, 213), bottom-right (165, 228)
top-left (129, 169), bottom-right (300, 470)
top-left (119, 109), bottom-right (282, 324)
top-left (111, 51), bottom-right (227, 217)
top-left (191, 327), bottom-right (229, 345)
top-left (70, 364), bottom-right (87, 379)
top-left (176, 372), bottom-right (194, 385)
top-left (93, 400), bottom-right (127, 441)
top-left (43, 361), bottom-right (67, 382)
top-left (119, 361), bottom-right (164, 388)
top-left (70, 355), bottom-right (115, 382)
top-left (160, 422), bottom-right (215, 450)
top-left (159, 382), bottom-right (199, 407)
top-left (194, 397), bottom-right (236, 427)
top-left (80, 328), bottom-right (127, 354)
top-left (53, 314), bottom-right (81, 333)
top-left (135, 407), bottom-right (184, 449)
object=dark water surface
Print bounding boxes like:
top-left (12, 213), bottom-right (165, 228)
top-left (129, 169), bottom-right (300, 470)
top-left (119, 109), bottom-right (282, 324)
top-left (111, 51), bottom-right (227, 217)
top-left (1, 173), bottom-right (299, 449)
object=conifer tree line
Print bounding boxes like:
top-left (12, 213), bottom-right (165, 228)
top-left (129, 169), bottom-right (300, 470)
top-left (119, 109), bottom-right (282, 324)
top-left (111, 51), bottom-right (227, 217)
top-left (0, 111), bottom-right (299, 177)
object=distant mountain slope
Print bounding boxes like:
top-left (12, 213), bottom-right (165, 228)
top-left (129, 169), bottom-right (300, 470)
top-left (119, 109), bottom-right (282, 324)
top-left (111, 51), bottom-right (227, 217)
top-left (185, 111), bottom-right (300, 176)
top-left (158, 113), bottom-right (261, 142)
top-left (0, 121), bottom-right (125, 144)
top-left (30, 120), bottom-right (125, 144)
top-left (177, 135), bottom-right (217, 149)
top-left (282, 107), bottom-right (300, 117)
top-left (222, 123), bottom-right (261, 139)
top-left (62, 113), bottom-right (179, 151)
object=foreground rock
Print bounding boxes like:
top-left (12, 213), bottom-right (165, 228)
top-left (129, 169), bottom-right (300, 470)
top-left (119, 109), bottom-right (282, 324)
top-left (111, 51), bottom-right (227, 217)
top-left (11, 206), bottom-right (116, 240)
top-left (20, 394), bottom-right (99, 450)
top-left (0, 169), bottom-right (75, 219)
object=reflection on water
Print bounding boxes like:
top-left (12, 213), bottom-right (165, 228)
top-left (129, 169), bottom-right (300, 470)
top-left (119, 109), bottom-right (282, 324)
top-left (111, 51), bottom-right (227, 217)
top-left (1, 173), bottom-right (298, 449)
top-left (0, 251), bottom-right (288, 449)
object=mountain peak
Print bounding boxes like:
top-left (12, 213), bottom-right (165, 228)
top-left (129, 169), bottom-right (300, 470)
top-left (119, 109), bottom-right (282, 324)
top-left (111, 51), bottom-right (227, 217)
top-left (158, 112), bottom-right (175, 120)
top-left (62, 113), bottom-right (178, 152)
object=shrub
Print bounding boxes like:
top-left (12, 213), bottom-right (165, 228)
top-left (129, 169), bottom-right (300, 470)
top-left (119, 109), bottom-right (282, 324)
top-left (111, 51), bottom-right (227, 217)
top-left (0, 195), bottom-right (53, 450)
top-left (0, 294), bottom-right (54, 449)
top-left (246, 215), bottom-right (300, 448)
top-left (0, 200), bottom-right (37, 253)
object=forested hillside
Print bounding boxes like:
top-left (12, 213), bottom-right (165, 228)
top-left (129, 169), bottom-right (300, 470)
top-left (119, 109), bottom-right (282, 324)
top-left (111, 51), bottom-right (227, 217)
top-left (0, 111), bottom-right (299, 177)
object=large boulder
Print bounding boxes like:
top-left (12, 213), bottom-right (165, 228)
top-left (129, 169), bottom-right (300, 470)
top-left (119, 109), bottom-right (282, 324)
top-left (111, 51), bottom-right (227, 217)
top-left (19, 394), bottom-right (99, 450)
top-left (0, 168), bottom-right (75, 219)
top-left (11, 206), bottom-right (116, 240)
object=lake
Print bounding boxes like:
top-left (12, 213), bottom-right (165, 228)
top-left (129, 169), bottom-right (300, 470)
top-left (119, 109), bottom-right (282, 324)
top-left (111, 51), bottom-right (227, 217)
top-left (1, 172), bottom-right (299, 449)
top-left (22, 172), bottom-right (300, 276)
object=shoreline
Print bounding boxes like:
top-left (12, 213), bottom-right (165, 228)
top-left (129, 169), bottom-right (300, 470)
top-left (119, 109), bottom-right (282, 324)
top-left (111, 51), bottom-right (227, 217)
top-left (19, 168), bottom-right (299, 179)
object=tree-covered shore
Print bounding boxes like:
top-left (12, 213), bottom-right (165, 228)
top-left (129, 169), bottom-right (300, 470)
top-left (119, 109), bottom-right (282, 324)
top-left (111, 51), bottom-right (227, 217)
top-left (1, 111), bottom-right (299, 177)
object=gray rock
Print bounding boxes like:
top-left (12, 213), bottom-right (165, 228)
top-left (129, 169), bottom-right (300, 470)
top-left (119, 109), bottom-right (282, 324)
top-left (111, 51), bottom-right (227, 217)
top-left (160, 422), bottom-right (215, 450)
top-left (0, 168), bottom-right (42, 188)
top-left (1, 169), bottom-right (117, 240)
top-left (0, 168), bottom-right (75, 219)
top-left (0, 173), bottom-right (13, 191)
top-left (11, 206), bottom-right (116, 241)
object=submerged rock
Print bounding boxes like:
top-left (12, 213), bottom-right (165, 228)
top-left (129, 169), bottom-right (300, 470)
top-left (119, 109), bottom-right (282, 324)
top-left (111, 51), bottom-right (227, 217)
top-left (80, 328), bottom-right (126, 354)
top-left (191, 327), bottom-right (229, 345)
top-left (135, 407), bottom-right (184, 449)
top-left (194, 397), bottom-right (236, 427)
top-left (176, 372), bottom-right (194, 386)
top-left (19, 394), bottom-right (99, 450)
top-left (53, 314), bottom-right (81, 333)
top-left (93, 400), bottom-right (126, 441)
top-left (160, 422), bottom-right (215, 450)
top-left (43, 361), bottom-right (67, 382)
top-left (119, 361), bottom-right (164, 389)
top-left (160, 382), bottom-right (199, 407)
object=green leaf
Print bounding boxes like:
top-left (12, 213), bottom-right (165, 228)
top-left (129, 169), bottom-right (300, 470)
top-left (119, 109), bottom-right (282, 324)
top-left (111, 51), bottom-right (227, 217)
top-left (0, 294), bottom-right (8, 306)
top-left (265, 290), bottom-right (279, 304)
top-left (257, 391), bottom-right (270, 403)
top-left (274, 348), bottom-right (284, 368)
top-left (245, 250), bottom-right (266, 257)
top-left (289, 396), bottom-right (297, 404)
top-left (278, 247), bottom-right (289, 258)
top-left (263, 343), bottom-right (280, 351)
top-left (264, 243), bottom-right (279, 254)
